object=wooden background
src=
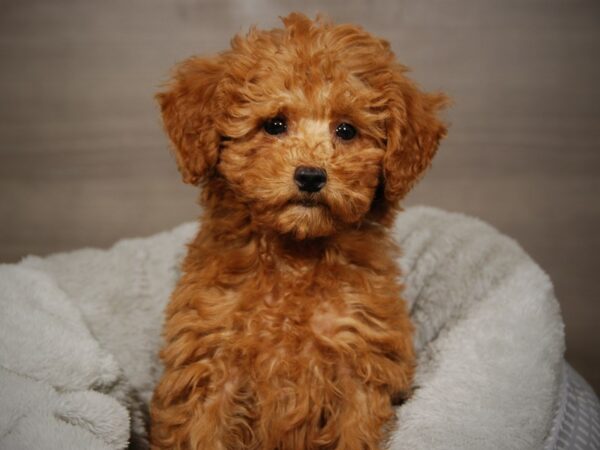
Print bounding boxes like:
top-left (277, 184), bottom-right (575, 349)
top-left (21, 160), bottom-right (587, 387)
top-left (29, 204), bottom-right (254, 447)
top-left (1, 0), bottom-right (598, 392)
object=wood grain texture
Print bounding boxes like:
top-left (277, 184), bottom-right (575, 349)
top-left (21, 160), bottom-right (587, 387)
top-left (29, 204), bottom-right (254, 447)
top-left (1, 0), bottom-right (598, 392)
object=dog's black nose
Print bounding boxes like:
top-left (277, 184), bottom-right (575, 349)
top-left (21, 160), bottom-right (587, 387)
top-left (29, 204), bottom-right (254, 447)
top-left (294, 166), bottom-right (327, 193)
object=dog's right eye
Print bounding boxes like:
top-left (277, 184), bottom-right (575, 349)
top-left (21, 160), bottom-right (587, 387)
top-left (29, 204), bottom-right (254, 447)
top-left (263, 116), bottom-right (287, 135)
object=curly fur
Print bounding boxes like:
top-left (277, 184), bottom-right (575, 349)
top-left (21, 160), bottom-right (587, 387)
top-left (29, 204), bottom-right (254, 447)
top-left (150, 13), bottom-right (447, 450)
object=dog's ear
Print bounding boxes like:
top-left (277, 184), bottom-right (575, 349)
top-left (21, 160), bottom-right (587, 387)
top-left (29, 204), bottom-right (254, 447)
top-left (382, 66), bottom-right (448, 203)
top-left (157, 56), bottom-right (224, 185)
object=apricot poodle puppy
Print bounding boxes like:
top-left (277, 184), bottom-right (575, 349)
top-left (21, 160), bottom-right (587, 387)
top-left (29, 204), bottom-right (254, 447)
top-left (150, 13), bottom-right (447, 450)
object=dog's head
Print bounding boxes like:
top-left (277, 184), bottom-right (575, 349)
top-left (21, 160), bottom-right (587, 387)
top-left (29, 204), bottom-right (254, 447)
top-left (158, 14), bottom-right (448, 239)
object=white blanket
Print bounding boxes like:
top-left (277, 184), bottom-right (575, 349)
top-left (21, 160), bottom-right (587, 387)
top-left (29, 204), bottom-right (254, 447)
top-left (0, 207), bottom-right (567, 449)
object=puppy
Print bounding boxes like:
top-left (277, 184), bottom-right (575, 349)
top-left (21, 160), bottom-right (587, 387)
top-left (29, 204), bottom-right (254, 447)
top-left (151, 13), bottom-right (447, 450)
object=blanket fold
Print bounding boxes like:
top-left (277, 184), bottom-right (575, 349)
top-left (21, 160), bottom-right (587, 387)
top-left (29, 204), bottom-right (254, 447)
top-left (0, 266), bottom-right (130, 450)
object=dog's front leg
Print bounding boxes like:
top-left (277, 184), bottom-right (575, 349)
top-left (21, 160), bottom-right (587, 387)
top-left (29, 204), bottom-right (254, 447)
top-left (151, 360), bottom-right (257, 450)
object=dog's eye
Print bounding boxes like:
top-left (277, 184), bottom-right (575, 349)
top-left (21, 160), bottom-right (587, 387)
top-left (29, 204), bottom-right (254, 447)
top-left (263, 116), bottom-right (287, 135)
top-left (335, 123), bottom-right (357, 140)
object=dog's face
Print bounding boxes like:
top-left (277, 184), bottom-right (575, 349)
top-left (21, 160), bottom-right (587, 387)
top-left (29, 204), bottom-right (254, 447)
top-left (158, 14), bottom-right (447, 239)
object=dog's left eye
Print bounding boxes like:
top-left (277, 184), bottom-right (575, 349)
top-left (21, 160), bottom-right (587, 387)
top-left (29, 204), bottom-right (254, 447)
top-left (335, 123), bottom-right (357, 140)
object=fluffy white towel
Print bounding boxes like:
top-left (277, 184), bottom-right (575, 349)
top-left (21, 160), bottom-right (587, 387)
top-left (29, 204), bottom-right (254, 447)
top-left (0, 207), bottom-right (566, 449)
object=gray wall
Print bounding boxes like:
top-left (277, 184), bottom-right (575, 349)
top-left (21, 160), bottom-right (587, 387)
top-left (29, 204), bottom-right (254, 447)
top-left (1, 0), bottom-right (598, 392)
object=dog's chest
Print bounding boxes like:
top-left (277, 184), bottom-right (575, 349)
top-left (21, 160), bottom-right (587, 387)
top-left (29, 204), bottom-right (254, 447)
top-left (183, 239), bottom-right (404, 365)
top-left (216, 266), bottom-right (396, 354)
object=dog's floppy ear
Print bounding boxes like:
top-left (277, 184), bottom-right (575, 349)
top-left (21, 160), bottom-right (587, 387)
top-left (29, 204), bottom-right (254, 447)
top-left (157, 56), bottom-right (224, 185)
top-left (382, 65), bottom-right (448, 203)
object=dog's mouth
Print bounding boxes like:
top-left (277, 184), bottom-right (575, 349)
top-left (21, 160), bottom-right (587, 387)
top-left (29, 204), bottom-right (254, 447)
top-left (290, 195), bottom-right (325, 208)
top-left (296, 198), bottom-right (320, 208)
